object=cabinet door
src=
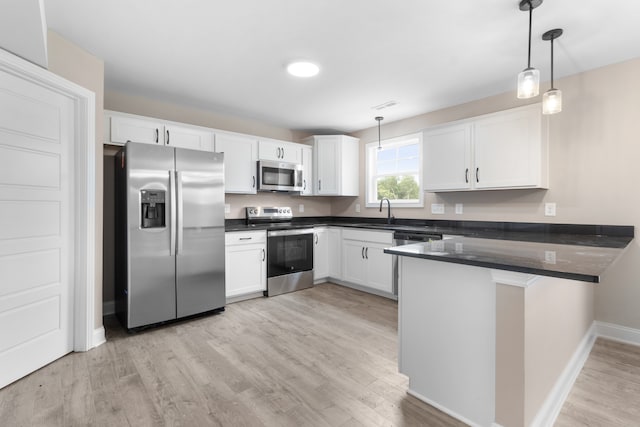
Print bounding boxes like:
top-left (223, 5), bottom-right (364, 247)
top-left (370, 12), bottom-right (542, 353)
top-left (165, 124), bottom-right (213, 151)
top-left (314, 136), bottom-right (340, 195)
top-left (328, 228), bottom-right (342, 279)
top-left (313, 228), bottom-right (328, 280)
top-left (259, 139), bottom-right (302, 163)
top-left (423, 123), bottom-right (472, 191)
top-left (473, 106), bottom-right (542, 189)
top-left (364, 243), bottom-right (393, 293)
top-left (342, 239), bottom-right (366, 285)
top-left (300, 145), bottom-right (313, 196)
top-left (225, 243), bottom-right (266, 297)
top-left (110, 115), bottom-right (163, 145)
top-left (215, 132), bottom-right (258, 194)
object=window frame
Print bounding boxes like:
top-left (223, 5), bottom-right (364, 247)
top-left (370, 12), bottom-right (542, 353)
top-left (365, 132), bottom-right (423, 208)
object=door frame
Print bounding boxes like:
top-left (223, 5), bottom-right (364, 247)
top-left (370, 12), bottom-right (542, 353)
top-left (0, 48), bottom-right (97, 351)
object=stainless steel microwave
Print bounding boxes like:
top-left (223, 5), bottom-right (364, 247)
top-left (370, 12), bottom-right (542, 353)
top-left (257, 160), bottom-right (304, 192)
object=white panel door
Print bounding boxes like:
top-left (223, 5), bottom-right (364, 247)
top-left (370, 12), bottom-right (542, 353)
top-left (110, 115), bottom-right (162, 145)
top-left (0, 68), bottom-right (74, 388)
top-left (165, 124), bottom-right (214, 151)
top-left (364, 243), bottom-right (393, 293)
top-left (215, 132), bottom-right (258, 194)
top-left (423, 123), bottom-right (472, 191)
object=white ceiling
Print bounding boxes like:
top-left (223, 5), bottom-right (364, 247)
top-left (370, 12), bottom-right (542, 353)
top-left (44, 0), bottom-right (640, 133)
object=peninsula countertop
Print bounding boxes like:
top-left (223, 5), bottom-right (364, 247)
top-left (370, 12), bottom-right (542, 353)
top-left (384, 234), bottom-right (632, 283)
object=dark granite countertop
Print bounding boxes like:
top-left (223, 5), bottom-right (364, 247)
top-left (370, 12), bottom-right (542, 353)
top-left (226, 216), bottom-right (633, 283)
top-left (384, 235), bottom-right (630, 283)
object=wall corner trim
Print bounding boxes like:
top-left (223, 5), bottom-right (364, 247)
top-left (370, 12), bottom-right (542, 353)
top-left (596, 321), bottom-right (640, 347)
top-left (490, 270), bottom-right (539, 287)
top-left (92, 326), bottom-right (106, 348)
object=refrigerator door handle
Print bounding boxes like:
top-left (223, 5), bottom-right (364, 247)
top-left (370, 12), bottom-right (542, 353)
top-left (169, 170), bottom-right (176, 256)
top-left (176, 171), bottom-right (184, 255)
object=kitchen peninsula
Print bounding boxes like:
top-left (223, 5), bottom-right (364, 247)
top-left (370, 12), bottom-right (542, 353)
top-left (385, 227), bottom-right (633, 427)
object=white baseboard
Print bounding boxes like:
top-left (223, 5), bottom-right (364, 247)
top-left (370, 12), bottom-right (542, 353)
top-left (596, 321), bottom-right (640, 346)
top-left (92, 326), bottom-right (106, 348)
top-left (530, 322), bottom-right (596, 427)
top-left (102, 300), bottom-right (115, 316)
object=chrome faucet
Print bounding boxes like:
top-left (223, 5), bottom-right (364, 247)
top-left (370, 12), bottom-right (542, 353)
top-left (379, 198), bottom-right (394, 224)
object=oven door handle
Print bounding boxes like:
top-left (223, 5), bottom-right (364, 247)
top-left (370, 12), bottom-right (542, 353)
top-left (267, 228), bottom-right (314, 237)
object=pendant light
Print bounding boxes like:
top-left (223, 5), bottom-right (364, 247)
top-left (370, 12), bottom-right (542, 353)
top-left (542, 28), bottom-right (563, 114)
top-left (517, 0), bottom-right (543, 99)
top-left (375, 116), bottom-right (384, 150)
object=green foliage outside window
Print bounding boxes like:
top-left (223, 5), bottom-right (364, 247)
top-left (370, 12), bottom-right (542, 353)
top-left (376, 176), bottom-right (419, 200)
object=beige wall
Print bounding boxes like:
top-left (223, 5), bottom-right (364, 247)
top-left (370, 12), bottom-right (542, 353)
top-left (342, 58), bottom-right (640, 330)
top-left (495, 278), bottom-right (594, 426)
top-left (47, 30), bottom-right (105, 329)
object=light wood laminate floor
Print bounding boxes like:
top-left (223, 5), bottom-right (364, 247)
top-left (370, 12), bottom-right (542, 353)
top-left (0, 283), bottom-right (639, 426)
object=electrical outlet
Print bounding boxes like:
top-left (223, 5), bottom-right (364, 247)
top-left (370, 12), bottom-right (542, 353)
top-left (224, 203), bottom-right (230, 214)
top-left (545, 202), bottom-right (557, 216)
top-left (431, 203), bottom-right (445, 214)
top-left (355, 203), bottom-right (361, 213)
top-left (455, 242), bottom-right (464, 253)
top-left (298, 204), bottom-right (304, 213)
top-left (455, 203), bottom-right (463, 214)
top-left (544, 250), bottom-right (557, 264)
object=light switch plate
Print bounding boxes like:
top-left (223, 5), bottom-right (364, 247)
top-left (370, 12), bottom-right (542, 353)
top-left (431, 203), bottom-right (445, 214)
top-left (298, 204), bottom-right (304, 213)
top-left (355, 203), bottom-right (360, 213)
top-left (544, 250), bottom-right (557, 264)
top-left (455, 203), bottom-right (463, 215)
top-left (224, 203), bottom-right (230, 214)
top-left (545, 202), bottom-right (556, 217)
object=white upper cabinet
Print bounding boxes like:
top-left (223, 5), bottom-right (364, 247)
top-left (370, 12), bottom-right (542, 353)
top-left (424, 123), bottom-right (472, 191)
top-left (300, 145), bottom-right (313, 196)
top-left (423, 104), bottom-right (547, 192)
top-left (105, 110), bottom-right (213, 151)
top-left (258, 138), bottom-right (303, 163)
top-left (109, 114), bottom-right (163, 145)
top-left (305, 135), bottom-right (359, 196)
top-left (164, 124), bottom-right (213, 151)
top-left (215, 131), bottom-right (258, 194)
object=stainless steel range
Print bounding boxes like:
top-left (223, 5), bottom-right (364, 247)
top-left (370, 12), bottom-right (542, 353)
top-left (246, 206), bottom-right (314, 296)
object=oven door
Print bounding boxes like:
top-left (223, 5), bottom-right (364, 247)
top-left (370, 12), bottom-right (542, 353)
top-left (257, 160), bottom-right (303, 192)
top-left (267, 229), bottom-right (314, 277)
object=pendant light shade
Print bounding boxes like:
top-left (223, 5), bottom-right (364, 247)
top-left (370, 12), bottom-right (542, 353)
top-left (375, 116), bottom-right (384, 150)
top-left (542, 28), bottom-right (563, 115)
top-left (517, 0), bottom-right (543, 99)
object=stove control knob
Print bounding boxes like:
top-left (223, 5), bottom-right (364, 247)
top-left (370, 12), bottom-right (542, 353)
top-left (278, 209), bottom-right (283, 213)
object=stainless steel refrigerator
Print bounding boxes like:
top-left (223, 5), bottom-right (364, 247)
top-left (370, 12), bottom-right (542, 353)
top-left (115, 142), bottom-right (225, 329)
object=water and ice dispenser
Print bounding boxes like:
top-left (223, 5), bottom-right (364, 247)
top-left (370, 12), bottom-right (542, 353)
top-left (140, 190), bottom-right (166, 228)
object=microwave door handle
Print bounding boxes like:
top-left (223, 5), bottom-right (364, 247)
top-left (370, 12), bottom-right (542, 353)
top-left (169, 170), bottom-right (176, 256)
top-left (176, 171), bottom-right (184, 255)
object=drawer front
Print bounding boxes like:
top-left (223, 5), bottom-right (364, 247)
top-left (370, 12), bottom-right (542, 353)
top-left (225, 230), bottom-right (267, 245)
top-left (341, 228), bottom-right (393, 244)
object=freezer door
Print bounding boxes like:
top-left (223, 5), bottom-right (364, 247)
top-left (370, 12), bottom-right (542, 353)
top-left (125, 143), bottom-right (177, 328)
top-left (175, 148), bottom-right (226, 317)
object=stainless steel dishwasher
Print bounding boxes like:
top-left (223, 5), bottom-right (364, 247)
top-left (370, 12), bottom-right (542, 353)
top-left (392, 231), bottom-right (442, 295)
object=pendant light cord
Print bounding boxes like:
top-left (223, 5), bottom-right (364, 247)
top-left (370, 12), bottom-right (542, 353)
top-left (375, 116), bottom-right (383, 150)
top-left (527, 0), bottom-right (533, 68)
top-left (550, 37), bottom-right (555, 89)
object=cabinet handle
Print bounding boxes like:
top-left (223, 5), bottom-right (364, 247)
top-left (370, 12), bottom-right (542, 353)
top-left (303, 179), bottom-right (307, 191)
top-left (365, 247), bottom-right (369, 259)
top-left (239, 237), bottom-right (252, 240)
top-left (155, 128), bottom-right (159, 143)
top-left (315, 233), bottom-right (318, 244)
top-left (318, 179), bottom-right (321, 191)
top-left (252, 176), bottom-right (256, 188)
top-left (465, 168), bottom-right (469, 183)
top-left (361, 247), bottom-right (365, 259)
top-left (166, 129), bottom-right (170, 145)
top-left (262, 248), bottom-right (266, 261)
top-left (476, 167), bottom-right (479, 183)
top-left (281, 147), bottom-right (284, 158)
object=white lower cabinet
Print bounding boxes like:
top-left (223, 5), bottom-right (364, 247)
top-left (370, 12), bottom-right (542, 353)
top-left (341, 229), bottom-right (393, 294)
top-left (225, 231), bottom-right (266, 298)
top-left (328, 227), bottom-right (342, 280)
top-left (313, 227), bottom-right (329, 281)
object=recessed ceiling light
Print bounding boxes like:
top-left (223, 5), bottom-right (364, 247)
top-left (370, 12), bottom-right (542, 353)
top-left (287, 61), bottom-right (320, 78)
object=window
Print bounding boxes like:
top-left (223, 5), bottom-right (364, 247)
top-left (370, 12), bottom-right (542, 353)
top-left (366, 133), bottom-right (423, 207)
